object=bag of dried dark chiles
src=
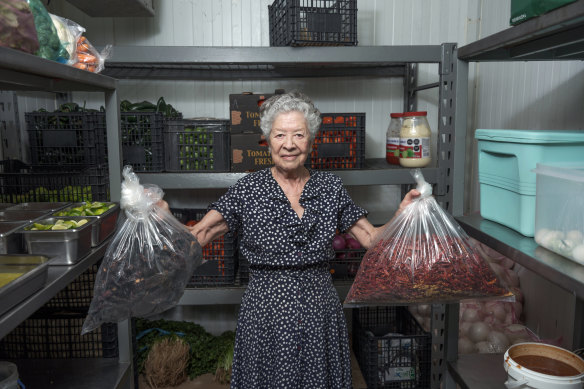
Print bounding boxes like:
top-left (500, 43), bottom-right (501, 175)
top-left (344, 169), bottom-right (513, 307)
top-left (82, 166), bottom-right (202, 334)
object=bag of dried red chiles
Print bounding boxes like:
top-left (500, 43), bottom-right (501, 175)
top-left (344, 169), bottom-right (513, 307)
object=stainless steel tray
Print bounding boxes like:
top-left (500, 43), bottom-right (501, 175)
top-left (0, 210), bottom-right (50, 223)
top-left (0, 254), bottom-right (49, 316)
top-left (0, 222), bottom-right (27, 254)
top-left (18, 217), bottom-right (97, 265)
top-left (52, 202), bottom-right (120, 247)
top-left (6, 202), bottom-right (71, 212)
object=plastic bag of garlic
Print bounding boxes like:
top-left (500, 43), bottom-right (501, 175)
top-left (408, 238), bottom-right (559, 354)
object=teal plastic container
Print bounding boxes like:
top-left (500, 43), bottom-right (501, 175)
top-left (475, 129), bottom-right (584, 237)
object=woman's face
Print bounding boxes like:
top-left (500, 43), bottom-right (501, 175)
top-left (269, 111), bottom-right (312, 172)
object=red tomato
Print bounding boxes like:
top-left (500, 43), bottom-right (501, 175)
top-left (322, 116), bottom-right (333, 125)
top-left (186, 220), bottom-right (198, 227)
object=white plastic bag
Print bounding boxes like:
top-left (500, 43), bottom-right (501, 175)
top-left (82, 166), bottom-right (202, 334)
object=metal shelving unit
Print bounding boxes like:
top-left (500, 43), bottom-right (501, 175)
top-left (0, 46), bottom-right (130, 389)
top-left (105, 43), bottom-right (467, 389)
top-left (450, 1), bottom-right (584, 387)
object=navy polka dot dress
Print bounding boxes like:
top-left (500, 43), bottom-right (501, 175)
top-left (210, 168), bottom-right (367, 389)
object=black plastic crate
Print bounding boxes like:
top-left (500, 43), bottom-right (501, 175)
top-left (329, 247), bottom-right (365, 280)
top-left (25, 112), bottom-right (107, 169)
top-left (269, 0), bottom-right (357, 46)
top-left (0, 164), bottom-right (109, 203)
top-left (238, 251), bottom-right (250, 285)
top-left (310, 113), bottom-right (365, 169)
top-left (164, 119), bottom-right (230, 172)
top-left (42, 261), bottom-right (101, 311)
top-left (353, 306), bottom-right (431, 389)
top-left (119, 112), bottom-right (165, 172)
top-left (0, 314), bottom-right (118, 359)
top-left (171, 208), bottom-right (237, 287)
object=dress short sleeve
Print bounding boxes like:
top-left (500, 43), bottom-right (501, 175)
top-left (208, 183), bottom-right (243, 234)
top-left (336, 178), bottom-right (368, 233)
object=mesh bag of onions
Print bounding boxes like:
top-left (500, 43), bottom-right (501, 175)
top-left (344, 169), bottom-right (513, 306)
top-left (82, 166), bottom-right (202, 335)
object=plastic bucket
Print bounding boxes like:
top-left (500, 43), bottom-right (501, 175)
top-left (504, 343), bottom-right (584, 388)
top-left (0, 362), bottom-right (18, 389)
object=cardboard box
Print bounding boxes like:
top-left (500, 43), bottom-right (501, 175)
top-left (229, 90), bottom-right (284, 134)
top-left (510, 0), bottom-right (577, 25)
top-left (230, 133), bottom-right (273, 172)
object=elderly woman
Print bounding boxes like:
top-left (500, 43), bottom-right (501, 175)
top-left (185, 91), bottom-right (418, 388)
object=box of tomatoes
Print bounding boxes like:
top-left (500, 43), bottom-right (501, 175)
top-left (171, 208), bottom-right (237, 287)
top-left (310, 113), bottom-right (365, 170)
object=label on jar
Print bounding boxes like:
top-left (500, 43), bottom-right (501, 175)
top-left (386, 136), bottom-right (400, 164)
top-left (400, 137), bottom-right (430, 159)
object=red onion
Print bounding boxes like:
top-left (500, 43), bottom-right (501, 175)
top-left (332, 235), bottom-right (346, 251)
top-left (345, 237), bottom-right (362, 249)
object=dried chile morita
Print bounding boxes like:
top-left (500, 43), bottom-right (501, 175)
top-left (344, 169), bottom-right (512, 306)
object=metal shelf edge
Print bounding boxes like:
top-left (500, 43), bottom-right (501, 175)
top-left (456, 214), bottom-right (584, 299)
top-left (0, 241), bottom-right (109, 339)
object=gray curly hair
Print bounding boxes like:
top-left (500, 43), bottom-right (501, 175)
top-left (259, 91), bottom-right (321, 141)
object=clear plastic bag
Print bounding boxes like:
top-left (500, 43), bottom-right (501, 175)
top-left (344, 169), bottom-right (512, 306)
top-left (0, 0), bottom-right (39, 54)
top-left (72, 35), bottom-right (112, 73)
top-left (26, 0), bottom-right (69, 62)
top-left (82, 166), bottom-right (202, 334)
top-left (49, 13), bottom-right (84, 64)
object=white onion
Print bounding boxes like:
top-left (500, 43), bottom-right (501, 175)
top-left (535, 228), bottom-right (551, 245)
top-left (458, 337), bottom-right (476, 354)
top-left (475, 341), bottom-right (494, 354)
top-left (461, 306), bottom-right (481, 323)
top-left (459, 321), bottom-right (472, 337)
top-left (468, 322), bottom-right (490, 343)
top-left (504, 324), bottom-right (530, 343)
top-left (566, 230), bottom-right (583, 244)
top-left (487, 331), bottom-right (510, 352)
top-left (417, 304), bottom-right (431, 317)
top-left (572, 244), bottom-right (584, 264)
top-left (493, 302), bottom-right (507, 322)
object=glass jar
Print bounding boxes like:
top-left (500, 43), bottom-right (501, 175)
top-left (386, 113), bottom-right (402, 165)
top-left (399, 111), bottom-right (431, 168)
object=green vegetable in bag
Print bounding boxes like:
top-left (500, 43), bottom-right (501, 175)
top-left (0, 0), bottom-right (39, 54)
top-left (26, 0), bottom-right (68, 62)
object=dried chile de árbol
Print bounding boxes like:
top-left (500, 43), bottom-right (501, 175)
top-left (344, 234), bottom-right (511, 306)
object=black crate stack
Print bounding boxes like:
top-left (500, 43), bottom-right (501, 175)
top-left (0, 111), bottom-right (110, 204)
